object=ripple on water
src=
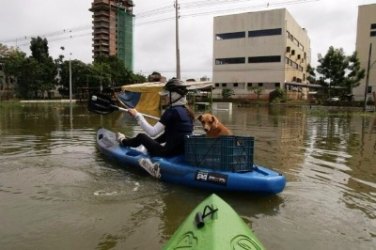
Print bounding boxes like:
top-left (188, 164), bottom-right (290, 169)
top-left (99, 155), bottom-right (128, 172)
top-left (287, 145), bottom-right (376, 222)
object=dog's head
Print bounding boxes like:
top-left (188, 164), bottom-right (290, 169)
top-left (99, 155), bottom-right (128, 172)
top-left (197, 113), bottom-right (219, 133)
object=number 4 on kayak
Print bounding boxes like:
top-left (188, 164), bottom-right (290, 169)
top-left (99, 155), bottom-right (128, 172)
top-left (163, 194), bottom-right (265, 250)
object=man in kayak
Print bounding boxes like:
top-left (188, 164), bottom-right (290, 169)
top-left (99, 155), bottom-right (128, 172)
top-left (116, 78), bottom-right (194, 157)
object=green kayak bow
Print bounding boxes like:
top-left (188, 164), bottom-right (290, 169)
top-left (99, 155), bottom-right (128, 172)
top-left (163, 194), bottom-right (265, 250)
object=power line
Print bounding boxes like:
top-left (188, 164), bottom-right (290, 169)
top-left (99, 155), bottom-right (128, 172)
top-left (136, 0), bottom-right (318, 25)
top-left (0, 0), bottom-right (317, 54)
top-left (0, 25), bottom-right (90, 43)
top-left (1, 0), bottom-right (317, 43)
top-left (136, 0), bottom-right (318, 20)
top-left (0, 25), bottom-right (91, 48)
top-left (135, 0), bottom-right (255, 18)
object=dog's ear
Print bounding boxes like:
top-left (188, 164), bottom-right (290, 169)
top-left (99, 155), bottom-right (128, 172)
top-left (197, 115), bottom-right (203, 122)
top-left (211, 115), bottom-right (218, 127)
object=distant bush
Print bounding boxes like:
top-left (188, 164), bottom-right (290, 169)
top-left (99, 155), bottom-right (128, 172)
top-left (221, 88), bottom-right (234, 99)
top-left (269, 88), bottom-right (286, 103)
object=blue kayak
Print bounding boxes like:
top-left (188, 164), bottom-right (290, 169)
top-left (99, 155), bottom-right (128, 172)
top-left (96, 128), bottom-right (286, 194)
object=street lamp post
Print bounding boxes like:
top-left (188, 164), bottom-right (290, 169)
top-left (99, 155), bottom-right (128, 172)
top-left (60, 46), bottom-right (72, 102)
top-left (69, 54), bottom-right (72, 103)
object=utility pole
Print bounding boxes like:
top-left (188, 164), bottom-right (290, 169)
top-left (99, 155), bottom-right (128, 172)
top-left (174, 0), bottom-right (181, 80)
top-left (363, 43), bottom-right (372, 111)
top-left (63, 29), bottom-right (73, 103)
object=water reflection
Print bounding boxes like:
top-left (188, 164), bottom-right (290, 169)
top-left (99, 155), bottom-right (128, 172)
top-left (213, 106), bottom-right (376, 248)
top-left (158, 188), bottom-right (285, 244)
top-left (0, 104), bottom-right (375, 249)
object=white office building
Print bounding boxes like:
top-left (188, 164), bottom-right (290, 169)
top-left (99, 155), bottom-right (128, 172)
top-left (353, 4), bottom-right (376, 102)
top-left (212, 8), bottom-right (311, 100)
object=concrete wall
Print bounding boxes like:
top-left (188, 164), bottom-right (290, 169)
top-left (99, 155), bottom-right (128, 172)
top-left (353, 4), bottom-right (376, 102)
top-left (212, 8), bottom-right (311, 99)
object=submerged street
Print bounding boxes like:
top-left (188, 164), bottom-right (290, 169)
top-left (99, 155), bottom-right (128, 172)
top-left (0, 103), bottom-right (375, 249)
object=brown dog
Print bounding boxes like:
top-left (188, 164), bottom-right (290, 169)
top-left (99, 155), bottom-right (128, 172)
top-left (197, 113), bottom-right (232, 137)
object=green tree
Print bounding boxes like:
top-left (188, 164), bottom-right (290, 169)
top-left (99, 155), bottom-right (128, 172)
top-left (58, 60), bottom-right (93, 96)
top-left (3, 49), bottom-right (27, 74)
top-left (344, 52), bottom-right (365, 96)
top-left (4, 51), bottom-right (45, 99)
top-left (94, 55), bottom-right (146, 85)
top-left (30, 37), bottom-right (50, 62)
top-left (316, 46), bottom-right (365, 99)
top-left (95, 55), bottom-right (124, 85)
top-left (269, 88), bottom-right (286, 103)
top-left (247, 86), bottom-right (263, 99)
top-left (306, 64), bottom-right (316, 84)
top-left (29, 37), bottom-right (57, 98)
top-left (221, 88), bottom-right (234, 99)
top-left (92, 60), bottom-right (112, 88)
top-left (3, 50), bottom-right (28, 97)
top-left (57, 55), bottom-right (147, 96)
top-left (131, 72), bottom-right (147, 83)
top-left (0, 43), bottom-right (15, 58)
top-left (4, 39), bottom-right (147, 99)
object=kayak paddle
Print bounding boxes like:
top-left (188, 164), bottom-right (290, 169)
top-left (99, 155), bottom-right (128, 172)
top-left (88, 93), bottom-right (159, 120)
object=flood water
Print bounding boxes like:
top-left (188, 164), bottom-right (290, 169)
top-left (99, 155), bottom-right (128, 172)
top-left (0, 103), bottom-right (375, 250)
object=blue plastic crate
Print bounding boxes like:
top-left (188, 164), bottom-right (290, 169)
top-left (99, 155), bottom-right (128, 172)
top-left (184, 135), bottom-right (254, 171)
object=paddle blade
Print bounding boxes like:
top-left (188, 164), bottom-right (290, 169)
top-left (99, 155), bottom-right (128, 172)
top-left (88, 93), bottom-right (118, 115)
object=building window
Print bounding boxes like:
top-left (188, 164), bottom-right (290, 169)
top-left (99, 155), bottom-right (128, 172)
top-left (222, 83), bottom-right (227, 88)
top-left (248, 28), bottom-right (282, 37)
top-left (215, 57), bottom-right (245, 64)
top-left (371, 23), bottom-right (376, 29)
top-left (275, 83), bottom-right (280, 88)
top-left (367, 86), bottom-right (372, 94)
top-left (248, 56), bottom-right (281, 63)
top-left (258, 83), bottom-right (263, 87)
top-left (371, 31), bottom-right (376, 37)
top-left (216, 31), bottom-right (246, 40)
top-left (247, 83), bottom-right (253, 88)
top-left (215, 83), bottom-right (220, 87)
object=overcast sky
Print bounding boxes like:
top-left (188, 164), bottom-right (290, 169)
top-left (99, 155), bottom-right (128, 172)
top-left (0, 0), bottom-right (375, 80)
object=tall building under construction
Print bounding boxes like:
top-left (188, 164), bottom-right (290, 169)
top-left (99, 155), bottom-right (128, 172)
top-left (90, 0), bottom-right (134, 70)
